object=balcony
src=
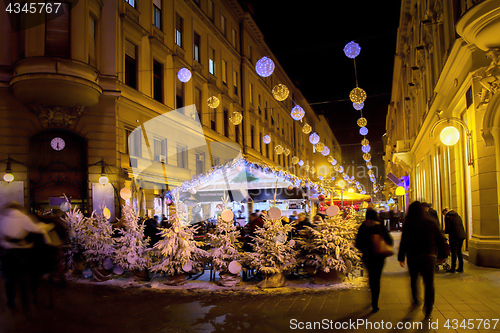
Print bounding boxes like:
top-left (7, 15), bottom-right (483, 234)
top-left (457, 0), bottom-right (500, 51)
top-left (10, 57), bottom-right (102, 107)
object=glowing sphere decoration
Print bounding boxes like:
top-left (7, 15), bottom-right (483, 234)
top-left (319, 176), bottom-right (323, 180)
top-left (290, 105), bottom-right (305, 121)
top-left (367, 170), bottom-right (374, 176)
top-left (272, 84), bottom-right (289, 101)
top-left (207, 96), bottom-right (220, 108)
top-left (440, 126), bottom-right (460, 146)
top-left (357, 117), bottom-right (367, 127)
top-left (343, 41), bottom-right (361, 59)
top-left (309, 132), bottom-right (320, 145)
top-left (361, 138), bottom-right (369, 146)
top-left (334, 164), bottom-right (341, 172)
top-left (284, 148), bottom-right (291, 156)
top-left (363, 153), bottom-right (372, 161)
top-left (292, 156), bottom-right (299, 165)
top-left (302, 123), bottom-right (312, 134)
top-left (177, 68), bottom-right (192, 82)
top-left (298, 160), bottom-right (304, 166)
top-left (366, 162), bottom-right (373, 169)
top-left (318, 194), bottom-right (325, 201)
top-left (304, 164), bottom-right (310, 171)
top-left (315, 142), bottom-right (325, 152)
top-left (338, 166), bottom-right (344, 173)
top-left (263, 135), bottom-right (271, 144)
top-left (255, 56), bottom-right (275, 77)
top-left (353, 102), bottom-right (364, 110)
top-left (120, 188), bottom-right (132, 200)
top-left (275, 145), bottom-right (284, 155)
top-left (361, 145), bottom-right (371, 153)
top-left (328, 156), bottom-right (337, 165)
top-left (349, 87), bottom-right (367, 103)
top-left (99, 176), bottom-right (109, 185)
top-left (359, 127), bottom-right (369, 136)
top-left (229, 111), bottom-right (243, 125)
top-left (337, 180), bottom-right (346, 189)
top-left (321, 146), bottom-right (330, 156)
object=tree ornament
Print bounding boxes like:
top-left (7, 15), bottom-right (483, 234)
top-left (357, 117), bottom-right (367, 127)
top-left (359, 127), bottom-right (368, 136)
top-left (221, 209), bottom-right (234, 222)
top-left (353, 102), bottom-right (364, 110)
top-left (361, 145), bottom-right (371, 153)
top-left (113, 265), bottom-right (124, 275)
top-left (315, 142), bottom-right (325, 152)
top-left (103, 258), bottom-right (113, 270)
top-left (182, 262), bottom-right (193, 273)
top-left (349, 87), bottom-right (367, 103)
top-left (284, 148), bottom-right (291, 156)
top-left (287, 185), bottom-right (294, 191)
top-left (302, 123), bottom-right (312, 134)
top-left (263, 135), bottom-right (271, 144)
top-left (268, 207), bottom-right (282, 221)
top-left (290, 105), bottom-right (305, 121)
top-left (274, 145), bottom-right (284, 155)
top-left (326, 205), bottom-right (339, 217)
top-left (228, 261), bottom-right (242, 274)
top-left (343, 41), bottom-right (361, 58)
top-left (272, 84), bottom-right (289, 101)
top-left (318, 194), bottom-right (325, 201)
top-left (255, 56), bottom-right (275, 77)
top-left (120, 188), bottom-right (132, 200)
top-left (291, 156), bottom-right (299, 165)
top-left (177, 68), bottom-right (192, 82)
top-left (363, 153), bottom-right (371, 161)
top-left (361, 138), bottom-right (369, 146)
top-left (309, 132), bottom-right (320, 145)
top-left (321, 146), bottom-right (330, 156)
top-left (207, 96), bottom-right (220, 108)
top-left (229, 111), bottom-right (243, 125)
top-left (298, 160), bottom-right (304, 166)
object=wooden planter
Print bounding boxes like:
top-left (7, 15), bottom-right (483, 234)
top-left (314, 269), bottom-right (345, 285)
top-left (164, 273), bottom-right (187, 286)
top-left (257, 271), bottom-right (286, 288)
top-left (218, 272), bottom-right (240, 287)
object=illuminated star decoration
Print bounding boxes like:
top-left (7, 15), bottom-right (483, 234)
top-left (177, 68), bottom-right (192, 82)
top-left (255, 56), bottom-right (275, 77)
top-left (343, 41), bottom-right (361, 59)
top-left (359, 127), bottom-right (368, 136)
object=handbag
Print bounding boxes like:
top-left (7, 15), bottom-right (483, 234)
top-left (371, 233), bottom-right (394, 257)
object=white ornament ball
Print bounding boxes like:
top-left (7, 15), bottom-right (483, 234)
top-left (120, 188), bottom-right (132, 200)
top-left (326, 205), bottom-right (340, 217)
top-left (127, 253), bottom-right (137, 264)
top-left (289, 239), bottom-right (295, 247)
top-left (255, 56), bottom-right (275, 77)
top-left (113, 265), bottom-right (124, 275)
top-left (228, 260), bottom-right (242, 274)
top-left (221, 209), bottom-right (234, 222)
top-left (103, 258), bottom-right (113, 270)
top-left (182, 262), bottom-right (193, 273)
top-left (177, 68), bottom-right (192, 83)
top-left (267, 207), bottom-right (282, 221)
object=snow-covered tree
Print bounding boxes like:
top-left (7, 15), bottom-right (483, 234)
top-left (150, 193), bottom-right (208, 276)
top-left (299, 212), bottom-right (361, 274)
top-left (248, 214), bottom-right (297, 275)
top-left (208, 214), bottom-right (242, 274)
top-left (114, 205), bottom-right (151, 271)
top-left (63, 205), bottom-right (86, 268)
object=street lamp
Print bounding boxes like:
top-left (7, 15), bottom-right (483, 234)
top-left (430, 117), bottom-right (474, 166)
top-left (2, 157), bottom-right (15, 182)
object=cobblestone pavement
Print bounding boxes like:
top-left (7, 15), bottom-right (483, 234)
top-left (1, 233), bottom-right (500, 333)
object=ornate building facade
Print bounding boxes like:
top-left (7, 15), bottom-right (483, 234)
top-left (385, 0), bottom-right (500, 267)
top-left (0, 0), bottom-right (341, 218)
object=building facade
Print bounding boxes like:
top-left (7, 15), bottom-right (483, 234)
top-left (0, 0), bottom-right (341, 218)
top-left (385, 0), bottom-right (500, 267)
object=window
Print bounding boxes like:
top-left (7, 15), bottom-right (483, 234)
top-left (250, 126), bottom-right (255, 149)
top-left (154, 139), bottom-right (162, 160)
top-left (221, 15), bottom-right (226, 35)
top-left (212, 156), bottom-right (219, 167)
top-left (46, 2), bottom-right (70, 58)
top-left (196, 152), bottom-right (204, 174)
top-left (210, 106), bottom-right (216, 131)
top-left (248, 45), bottom-right (252, 62)
top-left (235, 124), bottom-right (240, 144)
top-left (264, 102), bottom-right (268, 120)
top-left (466, 86), bottom-right (473, 109)
top-left (209, 47), bottom-right (215, 75)
top-left (128, 130), bottom-right (142, 157)
top-left (208, 0), bottom-right (214, 20)
top-left (88, 16), bottom-right (96, 66)
top-left (222, 60), bottom-right (227, 85)
top-left (224, 109), bottom-right (229, 137)
top-left (249, 84), bottom-right (253, 104)
top-left (195, 87), bottom-right (202, 120)
top-left (194, 32), bottom-right (200, 63)
top-left (125, 39), bottom-right (137, 89)
top-left (175, 14), bottom-right (183, 48)
top-left (231, 29), bottom-right (236, 48)
top-left (125, 0), bottom-right (136, 8)
top-left (153, 60), bottom-right (163, 103)
top-left (153, 0), bottom-right (161, 29)
top-left (233, 71), bottom-right (238, 95)
top-left (266, 143), bottom-right (269, 158)
top-left (176, 82), bottom-right (184, 109)
top-left (177, 145), bottom-right (188, 169)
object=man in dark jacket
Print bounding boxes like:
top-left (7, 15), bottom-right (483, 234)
top-left (442, 208), bottom-right (466, 273)
top-left (399, 201), bottom-right (447, 319)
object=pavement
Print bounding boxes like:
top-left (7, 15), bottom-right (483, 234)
top-left (1, 232), bottom-right (500, 333)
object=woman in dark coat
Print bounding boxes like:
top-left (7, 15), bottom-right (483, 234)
top-left (355, 208), bottom-right (393, 313)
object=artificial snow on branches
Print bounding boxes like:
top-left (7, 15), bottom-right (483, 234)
top-left (63, 205), bottom-right (86, 268)
top-left (114, 205), bottom-right (151, 271)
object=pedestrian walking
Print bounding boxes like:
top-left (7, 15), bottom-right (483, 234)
top-left (398, 201), bottom-right (447, 319)
top-left (422, 202), bottom-right (440, 228)
top-left (442, 208), bottom-right (466, 273)
top-left (355, 208), bottom-right (393, 313)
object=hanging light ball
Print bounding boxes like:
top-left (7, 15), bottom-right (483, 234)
top-left (361, 138), bottom-right (369, 146)
top-left (353, 102), bottom-right (364, 110)
top-left (263, 135), bottom-right (271, 144)
top-left (344, 41), bottom-right (361, 58)
top-left (363, 153), bottom-right (372, 161)
top-left (284, 148), bottom-right (291, 156)
top-left (331, 177), bottom-right (336, 181)
top-left (302, 123), bottom-right (312, 134)
top-left (367, 170), bottom-right (375, 176)
top-left (99, 176), bottom-right (109, 185)
top-left (298, 160), bottom-right (304, 166)
top-left (310, 166), bottom-right (316, 174)
top-left (275, 145), bottom-right (284, 155)
top-left (338, 166), bottom-right (344, 173)
top-left (290, 105), bottom-right (305, 121)
top-left (315, 142), bottom-right (325, 152)
top-left (334, 164), bottom-right (341, 172)
top-left (357, 117), bottom-right (368, 127)
top-left (349, 87), bottom-right (367, 103)
top-left (3, 172), bottom-right (14, 182)
top-left (292, 156), bottom-right (299, 165)
top-left (328, 156), bottom-right (337, 165)
top-left (361, 145), bottom-right (371, 153)
top-left (337, 180), bottom-right (346, 189)
top-left (229, 111), bottom-right (243, 125)
top-left (207, 96), bottom-right (220, 108)
top-left (309, 132), bottom-right (320, 145)
top-left (272, 84), bottom-right (289, 101)
top-left (359, 127), bottom-right (369, 136)
top-left (255, 56), bottom-right (275, 77)
top-left (321, 146), bottom-right (330, 156)
top-left (304, 164), bottom-right (310, 171)
top-left (177, 68), bottom-right (192, 83)
top-left (366, 161), bottom-right (373, 169)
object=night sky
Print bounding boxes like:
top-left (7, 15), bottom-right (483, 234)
top-left (242, 1), bottom-right (402, 159)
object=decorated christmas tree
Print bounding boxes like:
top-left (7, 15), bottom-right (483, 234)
top-left (299, 210), bottom-right (361, 275)
top-left (150, 192), bottom-right (208, 281)
top-left (78, 206), bottom-right (115, 267)
top-left (63, 205), bottom-right (87, 269)
top-left (114, 204), bottom-right (151, 272)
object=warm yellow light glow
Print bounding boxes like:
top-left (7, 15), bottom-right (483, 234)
top-left (361, 138), bottom-right (369, 146)
top-left (272, 84), bottom-right (289, 101)
top-left (348, 188), bottom-right (354, 193)
top-left (319, 165), bottom-right (329, 175)
top-left (349, 87), bottom-right (367, 103)
top-left (302, 123), bottom-right (312, 134)
top-left (99, 176), bottom-right (109, 185)
top-left (363, 153), bottom-right (371, 161)
top-left (357, 117), bottom-right (368, 127)
top-left (337, 180), bottom-right (346, 189)
top-left (315, 142), bottom-right (325, 152)
top-left (284, 148), bottom-right (291, 156)
top-left (229, 111), bottom-right (243, 125)
top-left (395, 186), bottom-right (405, 196)
top-left (207, 96), bottom-right (220, 108)
top-left (3, 173), bottom-right (14, 182)
top-left (440, 126), bottom-right (460, 146)
top-left (291, 156), bottom-right (299, 165)
top-left (274, 145), bottom-right (284, 155)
